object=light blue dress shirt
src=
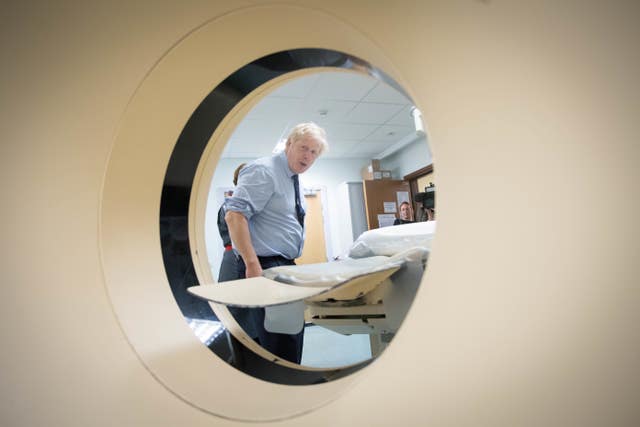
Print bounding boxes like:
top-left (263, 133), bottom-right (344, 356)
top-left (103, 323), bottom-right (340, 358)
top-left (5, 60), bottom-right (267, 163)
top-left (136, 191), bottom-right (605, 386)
top-left (224, 151), bottom-right (306, 260)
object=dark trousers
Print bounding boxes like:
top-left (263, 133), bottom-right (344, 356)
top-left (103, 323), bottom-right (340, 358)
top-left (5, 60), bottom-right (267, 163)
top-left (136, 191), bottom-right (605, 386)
top-left (218, 249), bottom-right (258, 339)
top-left (237, 255), bottom-right (304, 364)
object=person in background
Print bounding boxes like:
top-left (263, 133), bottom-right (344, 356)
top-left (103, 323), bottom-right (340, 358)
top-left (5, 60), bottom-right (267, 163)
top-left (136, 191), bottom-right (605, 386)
top-left (217, 163), bottom-right (245, 282)
top-left (224, 122), bottom-right (328, 364)
top-left (394, 201), bottom-right (416, 225)
top-left (216, 163), bottom-right (261, 366)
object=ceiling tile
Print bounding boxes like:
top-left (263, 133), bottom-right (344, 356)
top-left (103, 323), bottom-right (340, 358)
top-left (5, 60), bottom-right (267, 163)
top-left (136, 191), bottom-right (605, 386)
top-left (386, 104), bottom-right (417, 127)
top-left (363, 81), bottom-right (413, 104)
top-left (307, 71), bottom-right (377, 101)
top-left (327, 123), bottom-right (378, 140)
top-left (268, 74), bottom-right (320, 98)
top-left (246, 96), bottom-right (303, 120)
top-left (345, 102), bottom-right (405, 124)
top-left (229, 118), bottom-right (288, 141)
top-left (296, 99), bottom-right (358, 123)
top-left (365, 124), bottom-right (414, 142)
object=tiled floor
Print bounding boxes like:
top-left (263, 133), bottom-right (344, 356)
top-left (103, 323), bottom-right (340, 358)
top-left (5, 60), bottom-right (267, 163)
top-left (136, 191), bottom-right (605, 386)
top-left (188, 318), bottom-right (373, 368)
top-left (301, 325), bottom-right (372, 368)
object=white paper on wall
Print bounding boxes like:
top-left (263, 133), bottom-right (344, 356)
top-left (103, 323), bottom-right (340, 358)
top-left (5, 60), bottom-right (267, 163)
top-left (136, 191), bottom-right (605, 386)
top-left (383, 202), bottom-right (397, 213)
top-left (378, 213), bottom-right (396, 228)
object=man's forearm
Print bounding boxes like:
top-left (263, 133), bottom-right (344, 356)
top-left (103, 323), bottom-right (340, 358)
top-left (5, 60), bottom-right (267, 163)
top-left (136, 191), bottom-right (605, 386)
top-left (224, 210), bottom-right (262, 277)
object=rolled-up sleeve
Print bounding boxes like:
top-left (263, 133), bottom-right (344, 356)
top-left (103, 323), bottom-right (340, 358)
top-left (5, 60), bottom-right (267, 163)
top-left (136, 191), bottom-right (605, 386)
top-left (224, 164), bottom-right (274, 219)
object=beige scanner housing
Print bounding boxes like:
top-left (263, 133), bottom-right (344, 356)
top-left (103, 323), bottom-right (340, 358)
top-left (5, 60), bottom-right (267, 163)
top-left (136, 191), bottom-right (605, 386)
top-left (3, 1), bottom-right (639, 426)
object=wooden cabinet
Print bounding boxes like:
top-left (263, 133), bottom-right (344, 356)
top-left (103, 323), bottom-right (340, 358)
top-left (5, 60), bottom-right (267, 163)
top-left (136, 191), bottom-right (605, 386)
top-left (362, 179), bottom-right (411, 230)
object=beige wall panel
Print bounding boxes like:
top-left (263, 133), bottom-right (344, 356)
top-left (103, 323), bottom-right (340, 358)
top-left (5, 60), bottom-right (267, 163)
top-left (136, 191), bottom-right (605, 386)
top-left (1, 1), bottom-right (639, 426)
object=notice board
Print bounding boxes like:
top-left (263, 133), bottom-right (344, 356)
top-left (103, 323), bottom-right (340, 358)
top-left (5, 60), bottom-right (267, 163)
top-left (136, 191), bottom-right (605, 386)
top-left (362, 179), bottom-right (411, 230)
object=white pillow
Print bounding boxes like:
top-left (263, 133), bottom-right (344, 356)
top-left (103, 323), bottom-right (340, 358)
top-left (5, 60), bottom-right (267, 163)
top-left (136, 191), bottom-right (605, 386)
top-left (348, 221), bottom-right (436, 258)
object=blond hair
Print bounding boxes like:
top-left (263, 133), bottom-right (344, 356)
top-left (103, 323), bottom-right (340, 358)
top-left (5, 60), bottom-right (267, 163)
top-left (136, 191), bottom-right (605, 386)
top-left (285, 122), bottom-right (328, 156)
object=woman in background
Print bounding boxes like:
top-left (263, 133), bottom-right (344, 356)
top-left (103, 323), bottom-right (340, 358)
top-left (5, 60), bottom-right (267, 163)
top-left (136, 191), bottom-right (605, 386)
top-left (394, 201), bottom-right (416, 225)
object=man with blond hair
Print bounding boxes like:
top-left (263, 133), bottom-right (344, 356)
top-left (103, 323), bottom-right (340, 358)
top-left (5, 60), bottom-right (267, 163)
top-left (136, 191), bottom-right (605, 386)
top-left (225, 122), bottom-right (328, 363)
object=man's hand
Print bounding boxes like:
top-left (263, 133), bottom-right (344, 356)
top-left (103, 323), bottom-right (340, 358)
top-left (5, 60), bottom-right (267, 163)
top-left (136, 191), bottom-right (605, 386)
top-left (244, 259), bottom-right (263, 278)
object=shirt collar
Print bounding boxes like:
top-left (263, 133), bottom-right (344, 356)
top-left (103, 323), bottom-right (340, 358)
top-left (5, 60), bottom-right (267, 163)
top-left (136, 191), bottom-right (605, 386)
top-left (276, 150), bottom-right (295, 178)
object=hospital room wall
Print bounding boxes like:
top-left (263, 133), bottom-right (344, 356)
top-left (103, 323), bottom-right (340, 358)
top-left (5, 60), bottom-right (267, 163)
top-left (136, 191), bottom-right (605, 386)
top-left (380, 136), bottom-right (432, 180)
top-left (206, 156), bottom-right (371, 278)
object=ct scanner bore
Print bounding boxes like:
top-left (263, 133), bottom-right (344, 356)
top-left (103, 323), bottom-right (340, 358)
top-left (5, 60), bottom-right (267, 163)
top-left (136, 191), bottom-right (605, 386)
top-left (99, 4), bottom-right (429, 421)
top-left (161, 48), bottom-right (419, 385)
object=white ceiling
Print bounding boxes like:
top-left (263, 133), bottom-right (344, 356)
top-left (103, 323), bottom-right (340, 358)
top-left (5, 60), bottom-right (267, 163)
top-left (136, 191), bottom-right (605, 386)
top-left (221, 70), bottom-right (418, 159)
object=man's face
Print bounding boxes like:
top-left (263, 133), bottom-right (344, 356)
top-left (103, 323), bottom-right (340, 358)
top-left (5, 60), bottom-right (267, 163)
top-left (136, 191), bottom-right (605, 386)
top-left (285, 136), bottom-right (321, 174)
top-left (400, 203), bottom-right (412, 220)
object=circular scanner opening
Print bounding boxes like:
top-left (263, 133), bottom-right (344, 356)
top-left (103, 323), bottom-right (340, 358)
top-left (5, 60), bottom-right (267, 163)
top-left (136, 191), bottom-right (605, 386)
top-left (160, 49), bottom-right (435, 385)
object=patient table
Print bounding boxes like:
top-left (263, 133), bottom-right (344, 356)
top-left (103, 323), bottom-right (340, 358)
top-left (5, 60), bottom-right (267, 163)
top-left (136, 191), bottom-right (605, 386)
top-left (188, 221), bottom-right (435, 365)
